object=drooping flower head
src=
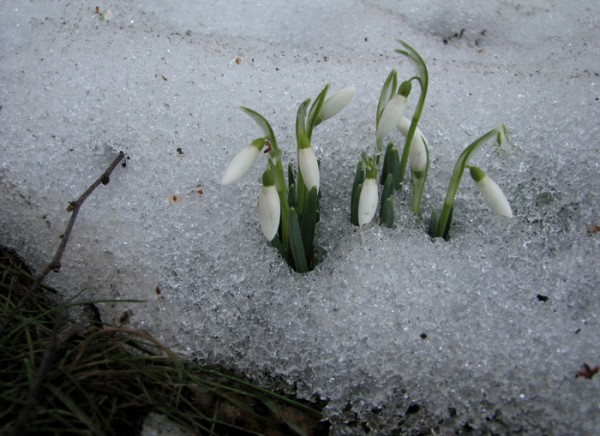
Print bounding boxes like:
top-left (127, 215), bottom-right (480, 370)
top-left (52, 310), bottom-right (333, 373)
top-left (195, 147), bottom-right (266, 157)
top-left (358, 160), bottom-right (379, 226)
top-left (376, 80), bottom-right (411, 141)
top-left (221, 138), bottom-right (265, 185)
top-left (468, 165), bottom-right (513, 218)
top-left (258, 168), bottom-right (281, 241)
top-left (297, 133), bottom-right (320, 192)
top-left (397, 116), bottom-right (428, 174)
top-left (316, 86), bottom-right (356, 124)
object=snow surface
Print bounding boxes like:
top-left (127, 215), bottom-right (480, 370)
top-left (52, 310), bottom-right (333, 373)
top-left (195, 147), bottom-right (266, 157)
top-left (1, 0), bottom-right (599, 433)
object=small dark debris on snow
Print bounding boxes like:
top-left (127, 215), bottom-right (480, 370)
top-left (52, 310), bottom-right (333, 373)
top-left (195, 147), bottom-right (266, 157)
top-left (576, 363), bottom-right (599, 379)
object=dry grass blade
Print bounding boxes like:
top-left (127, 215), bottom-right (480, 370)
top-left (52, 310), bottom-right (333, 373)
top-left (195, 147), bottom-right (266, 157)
top-left (0, 247), bottom-right (329, 435)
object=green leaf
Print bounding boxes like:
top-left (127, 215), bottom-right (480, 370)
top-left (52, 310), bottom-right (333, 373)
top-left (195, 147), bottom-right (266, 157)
top-left (289, 208), bottom-right (309, 273)
top-left (380, 142), bottom-right (393, 185)
top-left (380, 173), bottom-right (394, 219)
top-left (301, 187), bottom-right (318, 267)
top-left (307, 83), bottom-right (330, 138)
top-left (288, 163), bottom-right (295, 189)
top-left (271, 229), bottom-right (286, 259)
top-left (443, 206), bottom-right (453, 240)
top-left (411, 137), bottom-right (430, 214)
top-left (390, 147), bottom-right (402, 191)
top-left (351, 162), bottom-right (365, 226)
top-left (381, 198), bottom-right (395, 228)
top-left (240, 106), bottom-right (278, 149)
top-left (376, 70), bottom-right (398, 128)
top-left (428, 209), bottom-right (439, 238)
top-left (288, 183), bottom-right (297, 209)
top-left (296, 98), bottom-right (310, 143)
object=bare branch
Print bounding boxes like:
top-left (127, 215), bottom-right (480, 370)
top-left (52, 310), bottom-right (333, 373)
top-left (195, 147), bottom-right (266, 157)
top-left (5, 151), bottom-right (125, 435)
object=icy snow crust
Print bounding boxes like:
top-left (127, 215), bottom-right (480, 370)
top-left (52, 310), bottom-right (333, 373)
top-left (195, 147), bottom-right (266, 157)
top-left (1, 0), bottom-right (599, 433)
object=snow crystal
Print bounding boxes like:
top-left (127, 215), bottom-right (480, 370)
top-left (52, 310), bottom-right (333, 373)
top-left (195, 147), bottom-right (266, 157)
top-left (1, 0), bottom-right (599, 434)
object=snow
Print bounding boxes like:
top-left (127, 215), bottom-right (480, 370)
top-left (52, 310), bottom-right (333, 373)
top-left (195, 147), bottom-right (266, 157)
top-left (1, 0), bottom-right (599, 433)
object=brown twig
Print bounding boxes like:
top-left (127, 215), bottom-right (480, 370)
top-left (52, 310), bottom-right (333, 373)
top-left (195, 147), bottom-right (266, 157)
top-left (8, 151), bottom-right (125, 435)
top-left (0, 151), bottom-right (124, 334)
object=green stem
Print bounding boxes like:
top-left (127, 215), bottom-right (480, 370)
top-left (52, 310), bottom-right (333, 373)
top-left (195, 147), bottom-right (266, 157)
top-left (396, 41), bottom-right (429, 189)
top-left (436, 127), bottom-right (505, 238)
top-left (410, 133), bottom-right (430, 214)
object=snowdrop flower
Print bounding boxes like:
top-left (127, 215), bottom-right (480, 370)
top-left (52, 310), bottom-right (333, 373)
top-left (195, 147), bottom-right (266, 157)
top-left (398, 116), bottom-right (428, 173)
top-left (468, 166), bottom-right (513, 218)
top-left (298, 145), bottom-right (320, 192)
top-left (376, 93), bottom-right (408, 141)
top-left (221, 138), bottom-right (265, 185)
top-left (358, 165), bottom-right (379, 226)
top-left (258, 169), bottom-right (281, 241)
top-left (317, 86), bottom-right (356, 123)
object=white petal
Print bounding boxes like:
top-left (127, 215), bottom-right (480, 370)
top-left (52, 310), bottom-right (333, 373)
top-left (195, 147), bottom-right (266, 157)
top-left (221, 145), bottom-right (260, 185)
top-left (376, 94), bottom-right (407, 141)
top-left (476, 175), bottom-right (513, 218)
top-left (318, 86), bottom-right (356, 122)
top-left (358, 178), bottom-right (379, 226)
top-left (408, 134), bottom-right (427, 173)
top-left (397, 116), bottom-right (428, 173)
top-left (298, 147), bottom-right (320, 191)
top-left (259, 185), bottom-right (281, 240)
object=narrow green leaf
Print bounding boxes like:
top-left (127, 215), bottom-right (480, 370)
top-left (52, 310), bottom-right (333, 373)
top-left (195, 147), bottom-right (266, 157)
top-left (288, 183), bottom-right (297, 209)
top-left (240, 106), bottom-right (278, 149)
top-left (411, 138), bottom-right (429, 214)
top-left (390, 147), bottom-right (402, 191)
top-left (428, 209), bottom-right (439, 238)
top-left (380, 173), bottom-right (394, 219)
top-left (289, 208), bottom-right (309, 273)
top-left (376, 69), bottom-right (398, 128)
top-left (351, 162), bottom-right (365, 225)
top-left (381, 198), bottom-right (395, 228)
top-left (307, 83), bottom-right (330, 137)
top-left (296, 98), bottom-right (310, 143)
top-left (296, 170), bottom-right (306, 215)
top-left (301, 187), bottom-right (318, 268)
top-left (380, 142), bottom-right (394, 185)
top-left (288, 163), bottom-right (295, 189)
top-left (270, 234), bottom-right (286, 260)
top-left (443, 206), bottom-right (453, 240)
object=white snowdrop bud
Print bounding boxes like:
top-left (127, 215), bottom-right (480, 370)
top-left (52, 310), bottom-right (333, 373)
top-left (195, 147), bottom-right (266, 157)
top-left (317, 86), bottom-right (356, 123)
top-left (358, 169), bottom-right (379, 226)
top-left (469, 166), bottom-right (513, 218)
top-left (221, 139), bottom-right (264, 185)
top-left (376, 94), bottom-right (408, 141)
top-left (398, 116), bottom-right (428, 173)
top-left (258, 170), bottom-right (280, 241)
top-left (298, 146), bottom-right (320, 192)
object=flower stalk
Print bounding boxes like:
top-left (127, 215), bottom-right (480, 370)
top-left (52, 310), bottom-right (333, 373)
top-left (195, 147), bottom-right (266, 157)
top-left (431, 125), bottom-right (511, 239)
top-left (467, 165), bottom-right (513, 218)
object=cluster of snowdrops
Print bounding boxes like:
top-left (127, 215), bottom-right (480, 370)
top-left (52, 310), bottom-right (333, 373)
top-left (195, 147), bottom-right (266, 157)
top-left (221, 41), bottom-right (513, 273)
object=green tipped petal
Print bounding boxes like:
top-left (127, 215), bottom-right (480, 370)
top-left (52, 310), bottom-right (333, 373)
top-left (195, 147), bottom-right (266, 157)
top-left (470, 168), bottom-right (513, 218)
